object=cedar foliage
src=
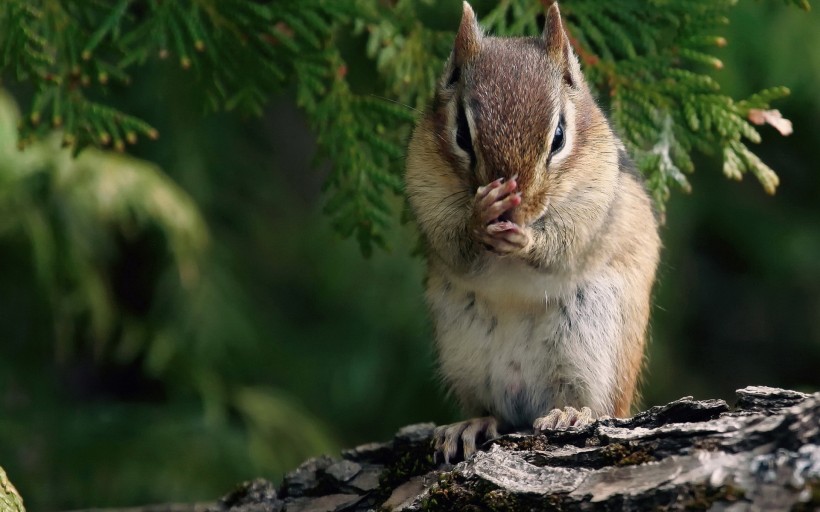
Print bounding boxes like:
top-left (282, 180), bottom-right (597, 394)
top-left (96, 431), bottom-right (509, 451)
top-left (0, 1), bottom-right (814, 508)
top-left (0, 0), bottom-right (809, 253)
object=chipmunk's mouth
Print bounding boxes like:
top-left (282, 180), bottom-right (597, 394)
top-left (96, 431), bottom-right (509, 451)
top-left (508, 199), bottom-right (551, 228)
top-left (492, 202), bottom-right (524, 226)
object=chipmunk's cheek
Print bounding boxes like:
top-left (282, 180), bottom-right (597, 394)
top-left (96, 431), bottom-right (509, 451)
top-left (532, 203), bottom-right (551, 227)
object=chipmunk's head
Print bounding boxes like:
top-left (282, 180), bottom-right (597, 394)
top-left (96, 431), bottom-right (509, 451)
top-left (431, 1), bottom-right (615, 226)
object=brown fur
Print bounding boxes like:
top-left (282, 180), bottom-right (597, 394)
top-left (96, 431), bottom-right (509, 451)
top-left (406, 2), bottom-right (660, 431)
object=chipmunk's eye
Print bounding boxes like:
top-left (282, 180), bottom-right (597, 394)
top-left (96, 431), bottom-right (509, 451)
top-left (550, 117), bottom-right (565, 155)
top-left (456, 102), bottom-right (476, 166)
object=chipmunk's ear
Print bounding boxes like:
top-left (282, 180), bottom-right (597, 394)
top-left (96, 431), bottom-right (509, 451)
top-left (442, 2), bottom-right (482, 89)
top-left (542, 1), bottom-right (583, 88)
top-left (454, 2), bottom-right (482, 67)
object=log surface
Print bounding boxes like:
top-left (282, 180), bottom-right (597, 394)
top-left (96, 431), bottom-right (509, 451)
top-left (208, 386), bottom-right (820, 512)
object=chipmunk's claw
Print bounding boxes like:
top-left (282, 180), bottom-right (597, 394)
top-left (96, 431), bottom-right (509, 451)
top-left (533, 406), bottom-right (594, 433)
top-left (472, 179), bottom-right (532, 254)
top-left (433, 416), bottom-right (500, 464)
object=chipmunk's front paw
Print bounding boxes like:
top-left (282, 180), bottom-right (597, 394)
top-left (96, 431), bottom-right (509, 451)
top-left (533, 406), bottom-right (595, 433)
top-left (471, 177), bottom-right (532, 255)
top-left (433, 416), bottom-right (499, 464)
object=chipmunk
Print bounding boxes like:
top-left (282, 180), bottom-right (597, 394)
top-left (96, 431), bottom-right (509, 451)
top-left (405, 1), bottom-right (660, 462)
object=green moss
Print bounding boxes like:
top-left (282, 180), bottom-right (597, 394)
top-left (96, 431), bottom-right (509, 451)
top-left (692, 438), bottom-right (723, 452)
top-left (422, 473), bottom-right (567, 512)
top-left (793, 479), bottom-right (820, 512)
top-left (600, 442), bottom-right (657, 466)
top-left (373, 438), bottom-right (439, 510)
top-left (483, 489), bottom-right (515, 510)
top-left (421, 473), bottom-right (475, 511)
top-left (680, 483), bottom-right (745, 510)
top-left (379, 451), bottom-right (435, 488)
top-left (490, 435), bottom-right (549, 452)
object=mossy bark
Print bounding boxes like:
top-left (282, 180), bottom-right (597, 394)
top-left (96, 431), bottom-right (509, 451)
top-left (209, 386), bottom-right (818, 512)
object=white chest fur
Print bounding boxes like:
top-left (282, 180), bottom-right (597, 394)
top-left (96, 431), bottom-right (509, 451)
top-left (428, 257), bottom-right (622, 428)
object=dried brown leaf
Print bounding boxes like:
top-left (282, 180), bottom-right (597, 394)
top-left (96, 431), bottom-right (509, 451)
top-left (748, 108), bottom-right (793, 136)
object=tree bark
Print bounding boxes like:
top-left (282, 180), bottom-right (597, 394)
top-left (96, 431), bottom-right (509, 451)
top-left (209, 386), bottom-right (819, 512)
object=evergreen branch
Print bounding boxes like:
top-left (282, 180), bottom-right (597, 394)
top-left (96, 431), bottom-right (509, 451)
top-left (482, 2), bottom-right (543, 36)
top-left (358, 2), bottom-right (452, 110)
top-left (779, 0), bottom-right (811, 10)
top-left (0, 0), bottom-right (810, 252)
top-left (0, 3), bottom-right (53, 80)
top-left (555, 0), bottom-right (797, 216)
top-left (302, 50), bottom-right (410, 256)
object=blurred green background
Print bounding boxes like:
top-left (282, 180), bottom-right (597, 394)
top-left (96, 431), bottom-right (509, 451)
top-left (1, 1), bottom-right (819, 509)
